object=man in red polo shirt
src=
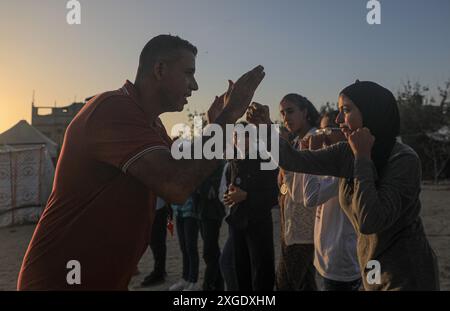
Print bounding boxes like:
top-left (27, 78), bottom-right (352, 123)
top-left (17, 35), bottom-right (265, 290)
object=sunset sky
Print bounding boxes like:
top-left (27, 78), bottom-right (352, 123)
top-left (1, 0), bottom-right (449, 134)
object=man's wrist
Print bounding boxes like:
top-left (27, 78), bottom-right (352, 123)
top-left (214, 109), bottom-right (239, 128)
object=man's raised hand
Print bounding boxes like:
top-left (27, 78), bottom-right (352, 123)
top-left (207, 80), bottom-right (233, 124)
top-left (208, 65), bottom-right (265, 124)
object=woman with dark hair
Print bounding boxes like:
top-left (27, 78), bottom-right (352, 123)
top-left (248, 81), bottom-right (440, 290)
top-left (276, 94), bottom-right (319, 291)
top-left (281, 94), bottom-right (320, 135)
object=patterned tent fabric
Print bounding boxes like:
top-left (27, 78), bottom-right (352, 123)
top-left (0, 146), bottom-right (55, 228)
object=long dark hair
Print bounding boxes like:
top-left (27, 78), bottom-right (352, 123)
top-left (281, 93), bottom-right (320, 127)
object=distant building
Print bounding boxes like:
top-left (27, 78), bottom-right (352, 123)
top-left (31, 101), bottom-right (85, 150)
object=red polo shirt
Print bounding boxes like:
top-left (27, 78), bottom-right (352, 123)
top-left (17, 81), bottom-right (172, 290)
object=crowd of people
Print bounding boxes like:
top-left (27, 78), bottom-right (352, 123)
top-left (17, 34), bottom-right (440, 291)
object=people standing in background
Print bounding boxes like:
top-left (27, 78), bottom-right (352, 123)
top-left (302, 111), bottom-right (361, 291)
top-left (218, 162), bottom-right (239, 291)
top-left (141, 197), bottom-right (171, 287)
top-left (273, 94), bottom-right (319, 291)
top-left (223, 122), bottom-right (279, 291)
top-left (169, 196), bottom-right (200, 291)
top-left (195, 163), bottom-right (226, 291)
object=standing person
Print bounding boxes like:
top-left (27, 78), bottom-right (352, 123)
top-left (17, 34), bottom-right (265, 290)
top-left (247, 81), bottom-right (440, 290)
top-left (141, 197), bottom-right (171, 287)
top-left (302, 111), bottom-right (361, 291)
top-left (275, 94), bottom-right (319, 291)
top-left (195, 163), bottom-right (226, 291)
top-left (223, 123), bottom-right (279, 291)
top-left (169, 196), bottom-right (200, 291)
top-left (218, 162), bottom-right (239, 291)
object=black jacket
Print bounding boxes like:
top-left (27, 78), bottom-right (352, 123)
top-left (225, 158), bottom-right (278, 229)
top-left (194, 162), bottom-right (226, 221)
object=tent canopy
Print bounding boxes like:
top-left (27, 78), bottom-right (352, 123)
top-left (0, 120), bottom-right (58, 157)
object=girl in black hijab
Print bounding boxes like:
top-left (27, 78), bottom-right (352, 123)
top-left (247, 81), bottom-right (440, 291)
top-left (340, 80), bottom-right (400, 176)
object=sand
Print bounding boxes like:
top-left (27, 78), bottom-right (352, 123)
top-left (1, 184), bottom-right (449, 291)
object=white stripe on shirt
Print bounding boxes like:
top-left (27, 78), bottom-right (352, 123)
top-left (121, 145), bottom-right (169, 173)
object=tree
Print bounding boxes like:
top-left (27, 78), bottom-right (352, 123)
top-left (423, 131), bottom-right (450, 183)
top-left (319, 102), bottom-right (337, 114)
top-left (182, 109), bottom-right (207, 139)
top-left (397, 80), bottom-right (450, 181)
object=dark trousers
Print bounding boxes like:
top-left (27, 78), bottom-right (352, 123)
top-left (200, 219), bottom-right (224, 291)
top-left (219, 226), bottom-right (239, 291)
top-left (230, 216), bottom-right (275, 291)
top-left (176, 216), bottom-right (200, 283)
top-left (150, 206), bottom-right (169, 275)
top-left (276, 243), bottom-right (317, 291)
top-left (319, 275), bottom-right (362, 291)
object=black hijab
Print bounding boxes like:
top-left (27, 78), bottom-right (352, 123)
top-left (340, 81), bottom-right (400, 176)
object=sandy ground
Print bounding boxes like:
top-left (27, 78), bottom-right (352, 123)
top-left (1, 184), bottom-right (449, 291)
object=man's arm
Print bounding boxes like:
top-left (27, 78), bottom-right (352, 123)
top-left (246, 102), bottom-right (353, 178)
top-left (127, 66), bottom-right (265, 204)
top-left (127, 149), bottom-right (221, 204)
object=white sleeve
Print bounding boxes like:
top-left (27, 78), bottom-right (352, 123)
top-left (303, 175), bottom-right (339, 208)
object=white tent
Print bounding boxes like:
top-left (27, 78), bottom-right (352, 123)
top-left (0, 146), bottom-right (55, 228)
top-left (0, 120), bottom-right (58, 158)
